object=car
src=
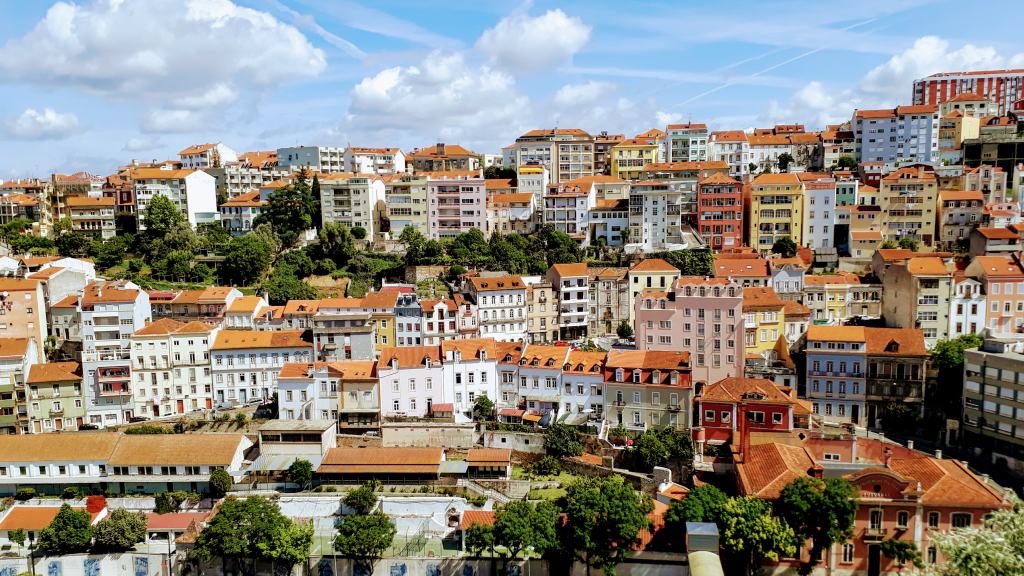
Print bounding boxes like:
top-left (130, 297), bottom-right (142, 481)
top-left (215, 401), bottom-right (234, 410)
top-left (128, 416), bottom-right (149, 423)
top-left (246, 397), bottom-right (263, 405)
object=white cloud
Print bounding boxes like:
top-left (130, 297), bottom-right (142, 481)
top-left (0, 0), bottom-right (325, 132)
top-left (4, 108), bottom-right (80, 140)
top-left (553, 81), bottom-right (615, 107)
top-left (345, 51), bottom-right (528, 147)
top-left (123, 135), bottom-right (163, 152)
top-left (476, 9), bottom-right (591, 73)
top-left (143, 109), bottom-right (205, 133)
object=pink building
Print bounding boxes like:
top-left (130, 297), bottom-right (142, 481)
top-left (634, 276), bottom-right (745, 386)
top-left (427, 171), bottom-right (487, 239)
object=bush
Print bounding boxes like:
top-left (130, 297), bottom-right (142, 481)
top-left (233, 412), bottom-right (248, 427)
top-left (124, 424), bottom-right (171, 434)
top-left (15, 488), bottom-right (35, 501)
top-left (530, 456), bottom-right (562, 477)
top-left (208, 469), bottom-right (233, 499)
top-left (61, 487), bottom-right (80, 500)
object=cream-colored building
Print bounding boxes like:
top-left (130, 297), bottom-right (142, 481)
top-left (66, 196), bottom-right (116, 239)
top-left (319, 173), bottom-right (386, 237)
top-left (879, 165), bottom-right (938, 245)
top-left (383, 174), bottom-right (429, 237)
top-left (749, 173), bottom-right (804, 254)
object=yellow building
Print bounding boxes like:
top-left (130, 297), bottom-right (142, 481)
top-left (383, 174), bottom-right (429, 237)
top-left (362, 289), bottom-right (400, 352)
top-left (610, 138), bottom-right (659, 181)
top-left (627, 258), bottom-right (681, 323)
top-left (749, 173), bottom-right (803, 254)
top-left (742, 286), bottom-right (786, 358)
top-left (879, 165), bottom-right (938, 245)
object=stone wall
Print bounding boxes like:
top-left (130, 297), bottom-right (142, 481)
top-left (382, 423), bottom-right (478, 449)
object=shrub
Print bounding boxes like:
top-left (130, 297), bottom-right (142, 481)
top-left (61, 487), bottom-right (80, 500)
top-left (530, 456), bottom-right (562, 477)
top-left (15, 488), bottom-right (35, 501)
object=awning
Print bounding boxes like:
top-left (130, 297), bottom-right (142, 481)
top-left (522, 413), bottom-right (542, 423)
top-left (498, 408), bottom-right (525, 418)
top-left (439, 460), bottom-right (468, 474)
top-left (251, 453), bottom-right (323, 472)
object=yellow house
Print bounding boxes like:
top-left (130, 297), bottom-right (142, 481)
top-left (879, 165), bottom-right (938, 245)
top-left (627, 258), bottom-right (681, 323)
top-left (749, 173), bottom-right (803, 254)
top-left (742, 286), bottom-right (786, 358)
top-left (362, 289), bottom-right (401, 352)
top-left (610, 138), bottom-right (659, 181)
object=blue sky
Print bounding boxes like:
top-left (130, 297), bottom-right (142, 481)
top-left (0, 0), bottom-right (1022, 177)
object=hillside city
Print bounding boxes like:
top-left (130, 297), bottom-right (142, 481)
top-left (1, 65), bottom-right (1024, 576)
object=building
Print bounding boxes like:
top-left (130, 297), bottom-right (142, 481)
top-left (603, 350), bottom-right (692, 431)
top-left (593, 132), bottom-right (624, 175)
top-left (276, 146), bottom-right (345, 172)
top-left (865, 327), bottom-right (928, 428)
top-left (344, 147), bottom-right (406, 175)
top-left (588, 267), bottom-right (630, 338)
top-left (949, 274), bottom-right (986, 337)
top-left (821, 127), bottom-right (857, 169)
top-left (488, 193), bottom-right (538, 235)
top-left (162, 287), bottom-right (242, 325)
top-left (132, 168), bottom-right (219, 229)
top-left (179, 143), bottom-right (238, 169)
top-left (665, 123), bottom-right (709, 162)
top-left (748, 134), bottom-right (794, 174)
top-left (696, 172), bottom-right (743, 250)
top-left (210, 330), bottom-right (312, 407)
top-left (506, 129), bottom-right (594, 184)
top-left (697, 376), bottom-right (810, 445)
top-left (548, 263), bottom-right (590, 340)
top-left (409, 143), bottom-right (480, 173)
top-left (627, 259), bottom-right (681, 324)
top-left (610, 138), bottom-right (659, 181)
top-left (963, 164), bottom-right (1008, 204)
top-left (383, 174), bottom-right (429, 237)
top-left (463, 276), bottom-right (527, 342)
top-left (318, 173), bottom-right (386, 237)
top-left (543, 179), bottom-right (596, 244)
top-left (312, 298), bottom-right (376, 361)
top-left (879, 165), bottom-right (939, 245)
top-left (714, 256), bottom-right (771, 288)
top-left (0, 339), bottom-right (36, 434)
top-left (913, 68), bottom-right (1024, 113)
top-left (769, 256), bottom-right (806, 301)
top-left (588, 198), bottom-right (629, 246)
top-left (219, 190), bottom-right (266, 236)
top-left (441, 338), bottom-right (499, 416)
top-left (205, 159), bottom-right (290, 200)
top-left (278, 361), bottom-right (379, 429)
top-left (526, 281), bottom-right (558, 344)
top-left (50, 172), bottom-right (103, 222)
top-left (939, 92), bottom-right (1001, 118)
top-left (516, 163), bottom-right (549, 201)
top-left (801, 177), bottom-right (836, 250)
top-left (66, 196), bottom-right (116, 239)
top-left (427, 172), bottom-right (487, 239)
top-left (80, 281), bottom-right (152, 427)
top-left (804, 273), bottom-right (882, 325)
top-left (377, 346), bottom-right (444, 419)
top-left (634, 277), bottom-right (744, 386)
top-left (514, 344), bottom-right (571, 422)
top-left (749, 173), bottom-right (804, 253)
top-left (130, 319), bottom-right (218, 417)
top-left (561, 349), bottom-right (607, 424)
top-left (742, 287), bottom-right (787, 361)
top-left (0, 279), bottom-right (48, 360)
top-left (963, 334), bottom-right (1024, 473)
top-left (966, 254), bottom-right (1024, 334)
top-left (709, 130), bottom-right (750, 179)
top-left (24, 361), bottom-right (83, 433)
top-left (938, 190), bottom-right (984, 248)
top-left (805, 325), bottom-right (868, 426)
top-left (852, 106), bottom-right (939, 167)
top-left (628, 180), bottom-right (686, 251)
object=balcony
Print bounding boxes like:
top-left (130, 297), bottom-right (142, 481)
top-left (49, 408), bottom-right (64, 417)
top-left (862, 527), bottom-right (887, 542)
top-left (668, 404), bottom-right (682, 411)
top-left (613, 400), bottom-right (627, 407)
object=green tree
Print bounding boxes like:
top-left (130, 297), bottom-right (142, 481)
top-left (194, 496), bottom-right (311, 575)
top-left (160, 249), bottom-right (195, 280)
top-left (277, 248), bottom-right (315, 277)
top-left (261, 269), bottom-right (318, 304)
top-left (484, 166), bottom-right (517, 180)
top-left (720, 496), bottom-right (796, 575)
top-left (333, 512), bottom-right (396, 566)
top-left (777, 476), bottom-right (858, 574)
top-left (221, 234), bottom-right (273, 285)
top-left (493, 500), bottom-right (560, 561)
top-left (631, 429), bottom-right (669, 472)
top-left (311, 174), bottom-right (322, 228)
top-left (197, 222), bottom-right (232, 252)
top-left (398, 225), bottom-right (426, 265)
top-left (664, 485), bottom-right (729, 531)
top-left (92, 508), bottom-right (148, 552)
top-left (36, 504), bottom-right (94, 555)
top-left (563, 476), bottom-right (653, 576)
top-left (254, 175), bottom-right (317, 247)
top-left (926, 499), bottom-right (1024, 576)
top-left (879, 538), bottom-right (924, 571)
top-left (880, 239), bottom-right (899, 249)
top-left (209, 468), bottom-right (233, 498)
top-left (898, 237), bottom-right (920, 251)
top-left (777, 152), bottom-right (795, 172)
top-left (616, 320), bottom-right (634, 340)
top-left (316, 223), bottom-right (357, 268)
top-left (771, 237), bottom-right (798, 258)
top-left (154, 491), bottom-right (188, 514)
top-left (465, 523), bottom-right (495, 557)
top-left (260, 519), bottom-right (314, 571)
top-left (473, 394), bottom-right (495, 421)
top-left (836, 156), bottom-right (857, 170)
top-left (544, 423), bottom-right (583, 458)
top-left (286, 458), bottom-right (313, 490)
top-left (344, 482), bottom-right (379, 515)
top-left (8, 528), bottom-right (26, 551)
top-left (143, 194), bottom-right (185, 237)
top-left (930, 334), bottom-right (985, 418)
top-left (350, 226), bottom-right (367, 240)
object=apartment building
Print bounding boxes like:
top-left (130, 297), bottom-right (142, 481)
top-left (938, 190), bottom-right (984, 248)
top-left (879, 165), bottom-right (939, 245)
top-left (696, 172), bottom-right (743, 250)
top-left (409, 143), bottom-right (480, 173)
top-left (377, 346), bottom-right (444, 418)
top-left (427, 172), bottom-right (487, 239)
top-left (548, 263), bottom-right (590, 341)
top-left (488, 192), bottom-right (538, 235)
top-left (804, 273), bottom-right (882, 324)
top-left (709, 130), bottom-right (750, 179)
top-left (210, 330), bottom-right (312, 407)
top-left (665, 123), bottom-right (708, 162)
top-left (319, 173), bottom-right (386, 236)
top-left (852, 106), bottom-right (939, 166)
top-left (80, 281), bottom-right (152, 427)
top-left (526, 281), bottom-right (557, 344)
top-left (593, 132), bottom-right (624, 176)
top-left (560, 350), bottom-right (607, 424)
top-left (161, 287), bottom-right (242, 325)
top-left (205, 161), bottom-right (291, 200)
top-left (748, 134), bottom-right (793, 173)
top-left (277, 361), bottom-right (378, 429)
top-left (914, 68), bottom-right (1024, 113)
top-left (821, 127), bottom-right (856, 169)
top-left (634, 277), bottom-right (744, 386)
top-left (223, 295), bottom-right (270, 330)
top-left (516, 163), bottom-right (550, 201)
top-left (627, 258), bottom-right (681, 325)
top-left (603, 350), bottom-right (692, 431)
top-left (697, 376), bottom-right (810, 445)
top-left (50, 172), bottom-right (103, 222)
top-left (965, 254), bottom-right (1024, 334)
top-left (800, 177), bottom-right (836, 249)
top-left (714, 256), bottom-right (771, 288)
top-left (506, 129), bottom-right (594, 184)
top-left (628, 180), bottom-right (685, 251)
top-left (742, 287), bottom-right (787, 360)
top-left (219, 190), bottom-right (266, 236)
top-left (344, 147), bottom-right (406, 175)
top-left (805, 325), bottom-right (868, 426)
top-left (384, 174), bottom-right (429, 237)
top-left (130, 319), bottom-right (218, 417)
top-left (864, 327), bottom-right (928, 428)
top-left (312, 298), bottom-right (376, 361)
top-left (769, 256), bottom-right (806, 301)
top-left (65, 196), bottom-right (115, 239)
top-left (749, 173), bottom-right (803, 254)
top-left (277, 146), bottom-right (345, 172)
top-left (543, 179), bottom-right (597, 243)
top-left (963, 164), bottom-right (1008, 204)
top-left (588, 267), bottom-right (630, 338)
top-left (963, 334), bottom-right (1024, 473)
top-left (441, 339), bottom-right (499, 416)
top-left (132, 168), bottom-right (219, 229)
top-left (512, 345), bottom-right (571, 423)
top-left (24, 361), bottom-right (84, 434)
top-left (589, 198), bottom-right (629, 246)
top-left (0, 339), bottom-right (35, 434)
top-left (0, 279), bottom-right (47, 360)
top-left (949, 275), bottom-right (987, 337)
top-left (610, 138), bottom-right (659, 181)
top-left (463, 275), bottom-right (527, 342)
top-left (178, 143), bottom-right (238, 169)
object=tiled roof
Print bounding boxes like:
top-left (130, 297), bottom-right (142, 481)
top-left (460, 510), bottom-right (496, 530)
top-left (220, 190), bottom-right (265, 207)
top-left (806, 325), bottom-right (865, 343)
top-left (226, 295), bottom-right (265, 313)
top-left (605, 349), bottom-right (690, 371)
top-left (939, 190), bottom-right (985, 202)
top-left (379, 345), bottom-right (442, 369)
top-left (783, 301), bottom-right (810, 317)
top-left (319, 447), bottom-right (443, 475)
top-left (519, 345), bottom-right (570, 370)
top-left (442, 337), bottom-right (499, 361)
top-left (27, 361), bottom-right (81, 384)
top-left (490, 193), bottom-right (532, 205)
top-left (131, 168), bottom-right (198, 179)
top-left (0, 433), bottom-right (120, 462)
top-left (702, 377), bottom-right (795, 405)
top-left (563, 350), bottom-right (607, 374)
top-left (643, 161), bottom-right (729, 172)
top-left (630, 258), bottom-right (677, 273)
top-left (134, 318), bottom-right (215, 337)
top-left (875, 249), bottom-right (917, 262)
top-left (211, 330), bottom-right (309, 350)
top-left (752, 173), bottom-right (800, 186)
top-left (108, 434), bottom-right (246, 466)
top-left (467, 276), bottom-right (525, 292)
top-left (282, 300), bottom-right (321, 315)
top-left (742, 287), bottom-right (784, 309)
top-left (864, 327), bottom-right (926, 356)
top-left (0, 506), bottom-right (100, 531)
top-left (67, 196), bottom-right (115, 207)
top-left (81, 281), bottom-right (140, 306)
top-left (147, 512), bottom-right (212, 531)
top-left (467, 448), bottom-right (511, 465)
top-left (716, 258), bottom-right (770, 278)
top-left (736, 442), bottom-right (817, 499)
top-left (0, 338), bottom-right (30, 359)
top-left (905, 257), bottom-right (950, 276)
top-left (409, 143), bottom-right (477, 158)
top-left (975, 227), bottom-right (1021, 239)
top-left (179, 143), bottom-right (216, 155)
top-left (700, 172), bottom-right (740, 186)
top-left (551, 263), bottom-right (587, 277)
top-left (803, 272), bottom-right (861, 286)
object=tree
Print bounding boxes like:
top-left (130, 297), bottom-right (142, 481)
top-left (311, 174), bottom-right (322, 228)
top-left (777, 153), bottom-right (795, 172)
top-left (665, 485), bottom-right (729, 532)
top-left (316, 223), bottom-right (357, 267)
top-left (930, 334), bottom-right (985, 418)
top-left (771, 237), bottom-right (798, 258)
top-left (544, 423), bottom-right (583, 459)
top-left (880, 239), bottom-right (899, 249)
top-left (155, 491), bottom-right (189, 514)
top-left (719, 497), bottom-right (796, 575)
top-left (254, 177), bottom-right (317, 247)
top-left (261, 269), bottom-right (318, 304)
top-left (36, 504), bottom-right (94, 555)
top-left (616, 320), bottom-right (634, 340)
top-left (350, 226), bottom-right (367, 240)
top-left (259, 519), bottom-right (314, 571)
top-left (631, 430), bottom-right (669, 472)
top-left (194, 496), bottom-right (311, 575)
top-left (484, 165), bottom-right (517, 180)
top-left (898, 237), bottom-right (920, 252)
top-left (879, 538), bottom-right (924, 571)
top-left (209, 468), bottom-right (233, 498)
top-left (465, 523), bottom-right (495, 557)
top-left (473, 394), bottom-right (495, 421)
top-left (197, 222), bottom-right (232, 252)
top-left (286, 458), bottom-right (313, 490)
top-left (221, 234), bottom-right (273, 285)
top-left (93, 508), bottom-right (148, 552)
top-left (563, 476), bottom-right (653, 576)
top-left (493, 501), bottom-right (559, 562)
top-left (344, 482), bottom-right (379, 515)
top-left (837, 156), bottom-right (857, 170)
top-left (143, 194), bottom-right (185, 237)
top-left (333, 512), bottom-right (396, 565)
top-left (777, 477), bottom-right (858, 574)
top-left (8, 528), bottom-right (26, 551)
top-left (925, 499), bottom-right (1024, 576)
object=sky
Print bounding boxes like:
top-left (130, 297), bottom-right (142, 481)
top-left (0, 0), bottom-right (1022, 178)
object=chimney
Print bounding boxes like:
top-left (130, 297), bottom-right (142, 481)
top-left (738, 404), bottom-right (748, 463)
top-left (437, 142), bottom-right (445, 155)
top-left (935, 449), bottom-right (942, 460)
top-left (883, 447), bottom-right (892, 468)
top-left (907, 440), bottom-right (914, 450)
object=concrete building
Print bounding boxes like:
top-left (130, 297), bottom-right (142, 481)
top-left (219, 190), bottom-right (266, 236)
top-left (344, 147), bottom-right (406, 175)
top-left (132, 168), bottom-right (219, 229)
top-left (709, 130), bottom-right (750, 179)
top-left (804, 273), bottom-right (882, 325)
top-left (742, 287), bottom-right (787, 361)
top-left (548, 263), bottom-right (589, 341)
top-left (665, 123), bottom-right (709, 162)
top-left (913, 68), bottom-right (1024, 113)
top-left (864, 327), bottom-right (928, 428)
top-left (205, 160), bottom-right (291, 200)
top-left (938, 190), bottom-right (984, 248)
top-left (0, 339), bottom-right (36, 434)
top-left (610, 138), bottom-right (659, 181)
top-left (805, 325), bottom-right (868, 427)
top-left (24, 360), bottom-right (84, 433)
top-left (506, 129), bottom-right (594, 184)
top-left (800, 176), bottom-right (836, 250)
top-left (588, 267), bottom-right (630, 338)
top-left (384, 174), bottom-right (429, 237)
top-left (949, 275), bottom-right (986, 337)
top-left (377, 346), bottom-right (444, 418)
top-left (319, 173), bottom-right (386, 237)
top-left (525, 280), bottom-right (557, 344)
top-left (634, 277), bottom-right (744, 386)
top-left (852, 106), bottom-right (939, 167)
top-left (628, 180), bottom-right (686, 251)
top-left (442, 339), bottom-right (499, 417)
top-left (963, 334), bottom-right (1024, 473)
top-left (276, 146), bottom-right (346, 172)
top-left (627, 258), bottom-right (681, 325)
top-left (178, 143), bottom-right (238, 169)
top-left (749, 173), bottom-right (804, 254)
top-left (588, 198), bottom-right (629, 246)
top-left (408, 143), bottom-right (480, 173)
top-left (50, 172), bottom-right (103, 223)
top-left (603, 350), bottom-right (692, 431)
top-left (965, 254), bottom-right (1024, 335)
top-left (278, 361), bottom-right (378, 428)
top-left (312, 298), bottom-right (377, 361)
top-left (543, 179), bottom-right (597, 244)
top-left (516, 163), bottom-right (549, 202)
top-left (963, 164), bottom-right (1008, 204)
top-left (593, 132), bottom-right (624, 176)
top-left (427, 172), bottom-right (487, 239)
top-left (463, 276), bottom-right (527, 342)
top-left (0, 279), bottom-right (49, 356)
top-left (66, 196), bottom-right (116, 239)
top-left (488, 193), bottom-right (538, 235)
top-left (210, 330), bottom-right (312, 407)
top-left (130, 319), bottom-right (218, 417)
top-left (879, 165), bottom-right (939, 245)
top-left (697, 172), bottom-right (743, 250)
top-left (882, 254), bottom-right (955, 346)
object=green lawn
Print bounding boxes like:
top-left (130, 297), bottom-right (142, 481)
top-left (527, 487), bottom-right (567, 500)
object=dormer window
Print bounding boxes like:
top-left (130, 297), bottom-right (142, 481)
top-left (645, 299), bottom-right (653, 309)
top-left (885, 341), bottom-right (899, 353)
top-left (390, 358), bottom-right (398, 370)
top-left (632, 369), bottom-right (642, 383)
top-left (652, 370), bottom-right (661, 384)
top-left (563, 363), bottom-right (571, 371)
top-left (480, 350), bottom-right (487, 361)
top-left (615, 368), bottom-right (624, 382)
top-left (531, 358), bottom-right (539, 366)
top-left (545, 358), bottom-right (555, 367)
top-left (519, 358), bottom-right (527, 365)
top-left (670, 372), bottom-right (678, 385)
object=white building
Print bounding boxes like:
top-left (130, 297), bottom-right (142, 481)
top-left (464, 276), bottom-right (528, 342)
top-left (949, 276), bottom-right (987, 337)
top-left (133, 168), bottom-right (219, 229)
top-left (179, 143), bottom-right (238, 169)
top-left (543, 179), bottom-right (596, 244)
top-left (219, 190), bottom-right (266, 236)
top-left (277, 146), bottom-right (346, 173)
top-left (560, 350), bottom-right (607, 424)
top-left (441, 339), bottom-right (499, 417)
top-left (206, 162), bottom-right (291, 200)
top-left (665, 123), bottom-right (709, 162)
top-left (80, 281), bottom-right (152, 427)
top-left (709, 131), bottom-right (750, 179)
top-left (210, 330), bottom-right (312, 407)
top-left (514, 344), bottom-right (570, 423)
top-left (629, 180), bottom-right (685, 251)
top-left (344, 147), bottom-right (406, 175)
top-left (377, 346), bottom-right (444, 418)
top-left (516, 164), bottom-right (549, 203)
top-left (548, 263), bottom-right (590, 340)
top-left (130, 318), bottom-right (218, 418)
top-left (802, 177), bottom-right (836, 249)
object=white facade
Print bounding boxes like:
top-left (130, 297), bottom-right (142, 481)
top-left (441, 341), bottom-right (499, 416)
top-left (344, 148), bottom-right (406, 175)
top-left (543, 182), bottom-right (596, 243)
top-left (134, 169), bottom-right (219, 229)
top-left (277, 146), bottom-right (346, 172)
top-left (378, 348), bottom-right (445, 418)
top-left (709, 133), bottom-right (750, 179)
top-left (179, 143), bottom-right (238, 169)
top-left (277, 364), bottom-right (337, 421)
top-left (629, 182), bottom-right (684, 251)
top-left (427, 175), bottom-right (488, 239)
top-left (516, 165), bottom-right (549, 202)
top-left (130, 320), bottom-right (218, 418)
top-left (949, 278), bottom-right (987, 337)
top-left (665, 124), bottom-right (709, 162)
top-left (210, 332), bottom-right (313, 407)
top-left (465, 277), bottom-right (528, 342)
top-left (802, 180), bottom-right (836, 249)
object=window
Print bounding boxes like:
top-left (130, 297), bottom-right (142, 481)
top-left (842, 543), bottom-right (854, 563)
top-left (746, 411), bottom-right (765, 423)
top-left (927, 546), bottom-right (937, 564)
top-left (927, 512), bottom-right (939, 528)
top-left (951, 513), bottom-right (972, 528)
top-left (895, 511), bottom-right (909, 529)
top-left (721, 411), bottom-right (731, 423)
top-left (704, 410), bottom-right (715, 422)
top-left (869, 509), bottom-right (883, 531)
top-left (772, 412), bottom-right (783, 424)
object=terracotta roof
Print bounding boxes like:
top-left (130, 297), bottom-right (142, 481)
top-left (702, 376), bottom-right (796, 405)
top-left (806, 325), bottom-right (865, 343)
top-left (905, 257), bottom-right (950, 276)
top-left (855, 109), bottom-right (896, 119)
top-left (147, 512), bottom-right (212, 531)
top-left (939, 190), bottom-right (985, 202)
top-left (748, 134), bottom-right (791, 146)
top-left (0, 338), bottom-right (30, 359)
top-left (442, 337), bottom-right (499, 361)
top-left (67, 196), bottom-right (114, 207)
top-left (53, 295), bottom-right (79, 309)
top-left (803, 272), bottom-right (862, 286)
top-left (409, 143), bottom-right (477, 158)
top-left (496, 340), bottom-right (525, 365)
top-left (0, 506), bottom-right (100, 531)
top-left (179, 143), bottom-right (216, 155)
top-left (882, 165), bottom-right (936, 181)
top-left (0, 433), bottom-right (120, 462)
top-left (108, 434), bottom-right (246, 466)
top-left (850, 230), bottom-right (883, 240)
top-left (379, 345), bottom-right (442, 369)
top-left (716, 258), bottom-right (770, 278)
top-left (466, 275), bottom-right (525, 292)
top-left (605, 349), bottom-right (690, 371)
top-left (864, 327), bottom-right (926, 356)
top-left (948, 91), bottom-right (989, 102)
top-left (239, 151), bottom-right (277, 166)
top-left (875, 248), bottom-right (916, 262)
top-left (211, 330), bottom-right (309, 351)
top-left (783, 301), bottom-right (810, 317)
top-left (27, 361), bottom-right (81, 384)
top-left (0, 278), bottom-right (41, 292)
top-left (26, 266), bottom-right (65, 280)
top-left (520, 128), bottom-right (591, 138)
top-left (467, 448), bottom-right (511, 466)
top-left (81, 281), bottom-right (140, 306)
top-left (131, 168), bottom-right (198, 180)
top-left (226, 295), bottom-right (265, 314)
top-left (563, 350), bottom-right (607, 374)
top-left (700, 172), bottom-right (740, 186)
top-left (220, 190), bottom-right (265, 208)
top-left (348, 147), bottom-right (401, 155)
top-left (736, 442), bottom-right (817, 499)
top-left (742, 286), bottom-right (784, 309)
top-left (520, 345), bottom-right (570, 370)
top-left (318, 447), bottom-right (443, 475)
top-left (460, 510), bottom-right (496, 530)
top-left (282, 300), bottom-right (321, 315)
top-left (896, 104), bottom-right (938, 115)
top-left (550, 263), bottom-right (587, 277)
top-left (134, 318), bottom-right (216, 337)
top-left (594, 199), bottom-right (629, 210)
top-left (712, 130), bottom-right (747, 142)
top-left (361, 288), bottom-right (401, 309)
top-left (630, 258), bottom-right (677, 273)
top-left (643, 161), bottom-right (729, 172)
top-left (752, 173), bottom-right (801, 186)
top-left (484, 179), bottom-right (514, 190)
top-left (975, 227), bottom-right (1021, 239)
top-left (490, 193), bottom-right (532, 204)
top-left (666, 123), bottom-right (708, 130)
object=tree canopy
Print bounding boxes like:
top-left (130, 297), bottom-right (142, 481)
top-left (221, 233), bottom-right (274, 286)
top-left (343, 482), bottom-right (379, 515)
top-left (493, 500), bottom-right (560, 560)
top-left (37, 504), bottom-right (94, 555)
top-left (544, 423), bottom-right (584, 459)
top-left (771, 237), bottom-right (798, 258)
top-left (925, 499), bottom-right (1024, 576)
top-left (333, 512), bottom-right (396, 564)
top-left (194, 496), bottom-right (312, 573)
top-left (286, 458), bottom-right (313, 489)
top-left (92, 508), bottom-right (148, 552)
top-left (563, 476), bottom-right (653, 576)
top-left (253, 171), bottom-right (318, 247)
top-left (776, 476), bottom-right (858, 574)
top-left (209, 468), bottom-right (233, 498)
